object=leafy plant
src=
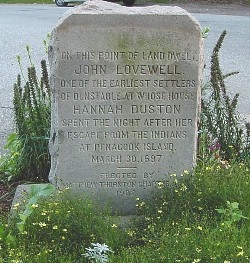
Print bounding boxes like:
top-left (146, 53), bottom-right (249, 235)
top-left (0, 221), bottom-right (16, 249)
top-left (6, 190), bottom-right (127, 261)
top-left (0, 133), bottom-right (22, 182)
top-left (84, 243), bottom-right (113, 263)
top-left (202, 27), bottom-right (210, 38)
top-left (13, 46), bottom-right (51, 182)
top-left (216, 201), bottom-right (248, 227)
top-left (198, 30), bottom-right (249, 162)
top-left (16, 183), bottom-right (55, 233)
top-left (0, 184), bottom-right (55, 253)
top-left (1, 29), bottom-right (250, 263)
top-left (1, 162), bottom-right (250, 262)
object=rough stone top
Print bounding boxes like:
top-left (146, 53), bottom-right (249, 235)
top-left (55, 0), bottom-right (200, 31)
top-left (69, 0), bottom-right (185, 14)
top-left (49, 0), bottom-right (203, 215)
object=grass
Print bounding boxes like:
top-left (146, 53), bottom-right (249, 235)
top-left (0, 161), bottom-right (249, 262)
top-left (0, 46), bottom-right (51, 183)
top-left (0, 11), bottom-right (249, 263)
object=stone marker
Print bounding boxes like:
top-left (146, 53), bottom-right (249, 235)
top-left (49, 0), bottom-right (203, 215)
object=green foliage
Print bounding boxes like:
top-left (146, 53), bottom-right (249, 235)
top-left (202, 27), bottom-right (210, 38)
top-left (0, 184), bottom-right (55, 254)
top-left (1, 163), bottom-right (250, 262)
top-left (0, 221), bottom-right (16, 249)
top-left (0, 133), bottom-right (22, 182)
top-left (43, 33), bottom-right (51, 54)
top-left (216, 201), bottom-right (248, 227)
top-left (17, 184), bottom-right (55, 233)
top-left (1, 189), bottom-right (127, 262)
top-left (1, 28), bottom-right (250, 263)
top-left (198, 30), bottom-right (250, 163)
top-left (84, 243), bottom-right (114, 263)
top-left (13, 46), bottom-right (51, 182)
top-left (112, 162), bottom-right (250, 262)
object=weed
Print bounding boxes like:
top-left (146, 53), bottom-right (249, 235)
top-left (13, 46), bottom-right (51, 182)
top-left (198, 30), bottom-right (250, 163)
top-left (216, 201), bottom-right (248, 227)
top-left (16, 184), bottom-right (55, 233)
top-left (3, 189), bottom-right (127, 261)
top-left (1, 162), bottom-right (250, 262)
top-left (1, 28), bottom-right (250, 263)
top-left (111, 162), bottom-right (250, 262)
top-left (0, 133), bottom-right (22, 182)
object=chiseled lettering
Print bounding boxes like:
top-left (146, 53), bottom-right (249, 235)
top-left (62, 118), bottom-right (90, 127)
top-left (93, 119), bottom-right (110, 127)
top-left (113, 118), bottom-right (140, 127)
top-left (74, 64), bottom-right (106, 75)
top-left (109, 79), bottom-right (150, 88)
top-left (67, 131), bottom-right (100, 139)
top-left (99, 181), bottom-right (136, 188)
top-left (143, 118), bottom-right (171, 127)
top-left (61, 51), bottom-right (72, 60)
top-left (131, 131), bottom-right (148, 139)
top-left (142, 51), bottom-right (165, 60)
top-left (94, 143), bottom-right (140, 151)
top-left (75, 51), bottom-right (96, 60)
top-left (150, 130), bottom-right (186, 139)
top-left (98, 51), bottom-right (125, 60)
top-left (168, 91), bottom-right (195, 100)
top-left (73, 104), bottom-right (122, 115)
top-left (143, 142), bottom-right (174, 151)
top-left (138, 180), bottom-right (169, 188)
top-left (175, 118), bottom-right (193, 126)
top-left (91, 155), bottom-right (122, 163)
top-left (131, 104), bottom-right (180, 114)
top-left (167, 51), bottom-right (198, 61)
top-left (116, 190), bottom-right (136, 196)
top-left (92, 79), bottom-right (107, 88)
top-left (153, 79), bottom-right (196, 88)
top-left (73, 91), bottom-right (122, 101)
top-left (100, 172), bottom-right (136, 180)
top-left (116, 64), bottom-right (181, 75)
top-left (60, 79), bottom-right (89, 88)
top-left (104, 131), bottom-right (129, 139)
top-left (136, 91), bottom-right (195, 101)
top-left (136, 91), bottom-right (166, 100)
top-left (62, 181), bottom-right (98, 188)
top-left (78, 181), bottom-right (98, 188)
top-left (79, 144), bottom-right (91, 151)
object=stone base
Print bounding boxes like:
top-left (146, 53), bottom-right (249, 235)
top-left (9, 184), bottom-right (47, 219)
top-left (10, 184), bottom-right (139, 229)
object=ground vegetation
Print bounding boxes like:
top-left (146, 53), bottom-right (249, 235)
top-left (0, 28), bottom-right (250, 263)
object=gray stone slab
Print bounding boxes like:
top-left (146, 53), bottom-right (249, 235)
top-left (10, 184), bottom-right (38, 219)
top-left (9, 183), bottom-right (56, 223)
top-left (49, 0), bottom-right (203, 215)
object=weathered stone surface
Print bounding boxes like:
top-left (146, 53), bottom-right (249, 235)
top-left (10, 184), bottom-right (38, 218)
top-left (49, 0), bottom-right (203, 215)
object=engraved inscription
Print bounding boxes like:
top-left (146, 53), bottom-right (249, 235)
top-left (58, 49), bottom-right (197, 171)
top-left (48, 3), bottom-right (203, 216)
